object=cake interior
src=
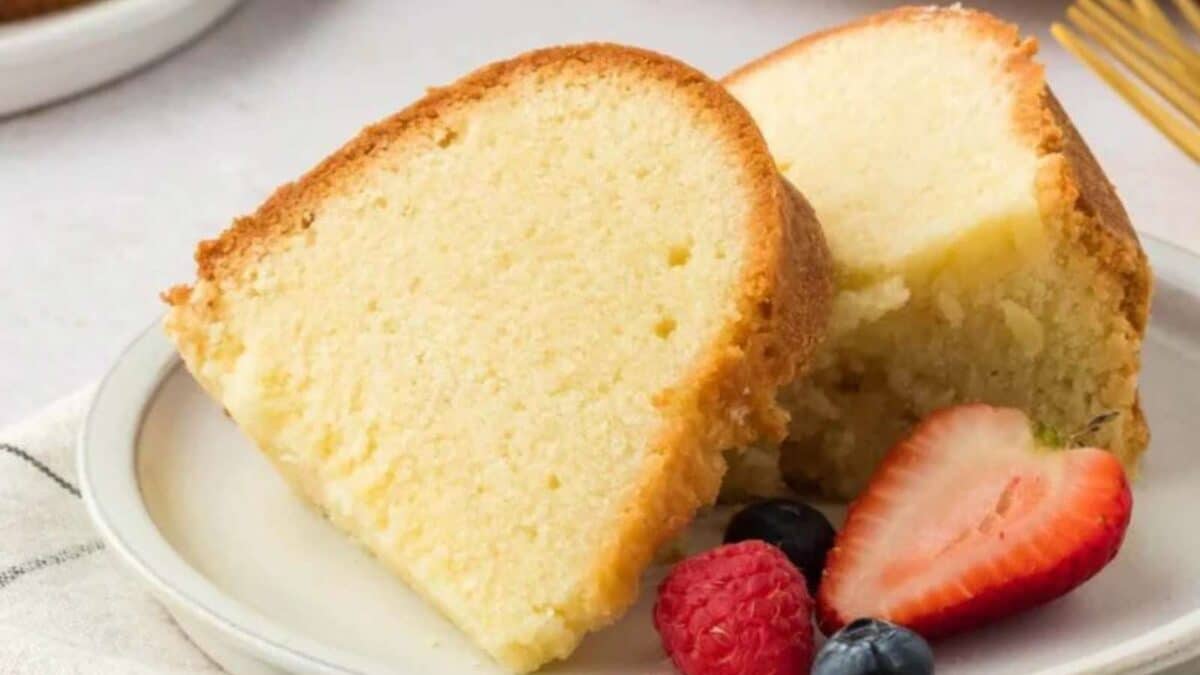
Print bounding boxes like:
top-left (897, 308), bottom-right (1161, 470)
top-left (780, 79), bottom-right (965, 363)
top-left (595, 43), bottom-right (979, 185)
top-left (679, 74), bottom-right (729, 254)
top-left (727, 14), bottom-right (1145, 499)
top-left (172, 67), bottom-right (760, 669)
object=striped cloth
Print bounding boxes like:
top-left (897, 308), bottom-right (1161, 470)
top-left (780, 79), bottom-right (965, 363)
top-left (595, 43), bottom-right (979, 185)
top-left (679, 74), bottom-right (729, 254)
top-left (0, 389), bottom-right (221, 674)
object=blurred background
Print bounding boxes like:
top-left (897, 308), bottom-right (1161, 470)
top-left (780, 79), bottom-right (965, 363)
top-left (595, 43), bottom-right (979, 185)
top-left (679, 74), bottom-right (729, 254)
top-left (1, 0), bottom-right (1197, 426)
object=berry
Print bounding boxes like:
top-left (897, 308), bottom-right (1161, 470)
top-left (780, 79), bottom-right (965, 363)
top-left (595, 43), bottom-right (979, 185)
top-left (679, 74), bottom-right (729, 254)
top-left (724, 498), bottom-right (835, 592)
top-left (812, 618), bottom-right (933, 675)
top-left (654, 541), bottom-right (814, 675)
top-left (817, 404), bottom-right (1132, 639)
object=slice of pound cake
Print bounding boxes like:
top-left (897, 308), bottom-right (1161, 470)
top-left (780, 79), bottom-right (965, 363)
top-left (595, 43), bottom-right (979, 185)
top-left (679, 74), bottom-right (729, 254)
top-left (164, 44), bottom-right (832, 672)
top-left (724, 7), bottom-right (1151, 499)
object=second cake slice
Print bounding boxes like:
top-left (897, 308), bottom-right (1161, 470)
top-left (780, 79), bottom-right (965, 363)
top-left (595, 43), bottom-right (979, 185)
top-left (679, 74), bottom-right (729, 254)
top-left (724, 7), bottom-right (1151, 500)
top-left (164, 44), bottom-right (832, 673)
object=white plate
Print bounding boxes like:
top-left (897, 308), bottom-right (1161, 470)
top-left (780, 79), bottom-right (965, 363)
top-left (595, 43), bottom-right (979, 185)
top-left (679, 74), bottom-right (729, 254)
top-left (80, 235), bottom-right (1200, 675)
top-left (0, 0), bottom-right (238, 116)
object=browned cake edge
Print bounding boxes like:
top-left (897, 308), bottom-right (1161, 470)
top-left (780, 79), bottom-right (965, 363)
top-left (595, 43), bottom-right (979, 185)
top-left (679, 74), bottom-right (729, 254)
top-left (163, 42), bottom-right (834, 664)
top-left (1039, 90), bottom-right (1152, 461)
top-left (0, 0), bottom-right (92, 22)
top-left (723, 6), bottom-right (1151, 480)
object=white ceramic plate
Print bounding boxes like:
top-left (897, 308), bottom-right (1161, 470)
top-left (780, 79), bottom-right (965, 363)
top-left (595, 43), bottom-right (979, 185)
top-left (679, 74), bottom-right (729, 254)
top-left (0, 0), bottom-right (238, 116)
top-left (80, 236), bottom-right (1200, 675)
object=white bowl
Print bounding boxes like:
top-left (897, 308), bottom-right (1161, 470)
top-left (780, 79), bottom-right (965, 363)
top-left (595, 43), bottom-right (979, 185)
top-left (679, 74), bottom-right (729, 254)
top-left (0, 0), bottom-right (239, 116)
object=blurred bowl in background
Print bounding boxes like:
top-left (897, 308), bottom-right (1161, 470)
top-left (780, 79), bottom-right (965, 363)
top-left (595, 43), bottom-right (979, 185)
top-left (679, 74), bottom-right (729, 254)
top-left (0, 0), bottom-right (239, 116)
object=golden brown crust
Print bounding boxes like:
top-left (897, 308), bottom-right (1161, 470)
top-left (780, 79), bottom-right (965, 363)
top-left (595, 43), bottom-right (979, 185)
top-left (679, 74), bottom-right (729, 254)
top-left (179, 43), bottom-right (794, 292)
top-left (1038, 90), bottom-right (1152, 458)
top-left (726, 5), bottom-right (1148, 338)
top-left (725, 6), bottom-right (1025, 81)
top-left (0, 0), bottom-right (91, 21)
top-left (725, 6), bottom-right (1047, 146)
top-left (724, 5), bottom-right (1151, 478)
top-left (954, 14), bottom-right (1150, 461)
top-left (587, 173), bottom-right (831, 628)
top-left (165, 42), bottom-right (833, 665)
top-left (1043, 91), bottom-right (1152, 333)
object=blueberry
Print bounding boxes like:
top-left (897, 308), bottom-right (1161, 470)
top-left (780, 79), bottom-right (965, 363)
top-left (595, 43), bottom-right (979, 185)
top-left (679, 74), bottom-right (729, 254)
top-left (812, 618), bottom-right (934, 675)
top-left (723, 498), bottom-right (835, 591)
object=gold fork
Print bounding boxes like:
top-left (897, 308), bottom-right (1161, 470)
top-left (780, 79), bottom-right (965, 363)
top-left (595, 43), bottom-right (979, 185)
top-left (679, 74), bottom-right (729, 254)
top-left (1053, 0), bottom-right (1200, 162)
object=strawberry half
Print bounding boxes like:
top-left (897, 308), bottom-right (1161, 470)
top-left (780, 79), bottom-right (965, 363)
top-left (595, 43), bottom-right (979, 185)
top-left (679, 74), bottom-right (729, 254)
top-left (816, 404), bottom-right (1132, 639)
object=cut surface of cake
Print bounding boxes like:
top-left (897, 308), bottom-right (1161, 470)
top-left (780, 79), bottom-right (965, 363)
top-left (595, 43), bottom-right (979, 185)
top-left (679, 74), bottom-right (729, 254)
top-left (724, 7), bottom-right (1151, 499)
top-left (164, 44), bottom-right (832, 672)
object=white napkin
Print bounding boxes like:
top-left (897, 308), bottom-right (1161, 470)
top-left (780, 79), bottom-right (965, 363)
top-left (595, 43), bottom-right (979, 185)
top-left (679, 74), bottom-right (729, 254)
top-left (0, 388), bottom-right (222, 675)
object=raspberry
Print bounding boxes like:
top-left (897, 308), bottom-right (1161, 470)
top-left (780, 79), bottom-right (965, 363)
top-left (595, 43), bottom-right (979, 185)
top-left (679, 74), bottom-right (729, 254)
top-left (653, 540), bottom-right (814, 675)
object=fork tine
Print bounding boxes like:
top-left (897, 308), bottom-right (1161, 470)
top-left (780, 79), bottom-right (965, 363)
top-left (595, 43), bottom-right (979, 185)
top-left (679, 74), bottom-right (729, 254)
top-left (1174, 0), bottom-right (1200, 37)
top-left (1098, 0), bottom-right (1154, 32)
top-left (1070, 4), bottom-right (1200, 110)
top-left (1076, 0), bottom-right (1200, 89)
top-left (1052, 22), bottom-right (1200, 161)
top-left (1132, 0), bottom-right (1185, 46)
top-left (1098, 0), bottom-right (1200, 72)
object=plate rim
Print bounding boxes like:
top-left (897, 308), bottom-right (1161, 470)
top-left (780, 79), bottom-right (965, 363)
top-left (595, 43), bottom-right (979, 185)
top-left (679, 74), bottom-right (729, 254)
top-left (79, 327), bottom-right (395, 673)
top-left (79, 234), bottom-right (1200, 675)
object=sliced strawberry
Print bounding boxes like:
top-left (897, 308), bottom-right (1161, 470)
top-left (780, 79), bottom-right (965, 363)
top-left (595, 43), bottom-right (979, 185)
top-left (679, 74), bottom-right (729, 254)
top-left (816, 404), bottom-right (1132, 639)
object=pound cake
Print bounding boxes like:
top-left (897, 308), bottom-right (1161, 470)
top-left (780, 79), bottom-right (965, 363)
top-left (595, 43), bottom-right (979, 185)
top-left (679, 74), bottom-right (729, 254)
top-left (724, 6), bottom-right (1151, 499)
top-left (164, 44), bottom-right (832, 672)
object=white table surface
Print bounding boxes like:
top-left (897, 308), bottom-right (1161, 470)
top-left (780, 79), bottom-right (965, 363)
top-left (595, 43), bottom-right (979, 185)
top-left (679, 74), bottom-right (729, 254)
top-left (1, 0), bottom-right (1198, 425)
top-left (0, 1), bottom-right (1197, 673)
